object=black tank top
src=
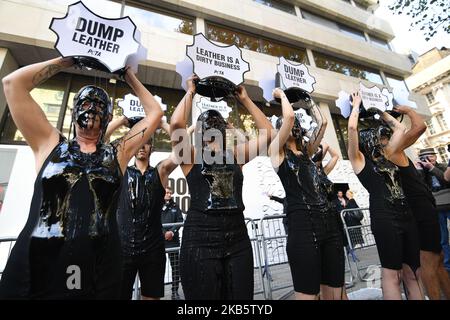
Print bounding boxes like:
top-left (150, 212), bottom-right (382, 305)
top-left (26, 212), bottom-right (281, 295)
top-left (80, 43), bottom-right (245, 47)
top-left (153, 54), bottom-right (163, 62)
top-left (32, 138), bottom-right (123, 238)
top-left (398, 158), bottom-right (436, 219)
top-left (117, 165), bottom-right (165, 256)
top-left (186, 152), bottom-right (245, 213)
top-left (277, 149), bottom-right (327, 213)
top-left (357, 155), bottom-right (409, 217)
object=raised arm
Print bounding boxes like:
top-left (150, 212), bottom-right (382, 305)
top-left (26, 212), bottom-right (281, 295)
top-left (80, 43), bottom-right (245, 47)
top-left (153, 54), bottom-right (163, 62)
top-left (268, 89), bottom-right (294, 167)
top-left (116, 69), bottom-right (163, 173)
top-left (306, 104), bottom-right (328, 157)
top-left (2, 57), bottom-right (74, 170)
top-left (234, 85), bottom-right (276, 163)
top-left (391, 105), bottom-right (426, 150)
top-left (170, 76), bottom-right (196, 167)
top-left (347, 92), bottom-right (365, 174)
top-left (380, 110), bottom-right (409, 157)
top-left (159, 117), bottom-right (171, 135)
top-left (323, 142), bottom-right (340, 175)
top-left (104, 115), bottom-right (128, 142)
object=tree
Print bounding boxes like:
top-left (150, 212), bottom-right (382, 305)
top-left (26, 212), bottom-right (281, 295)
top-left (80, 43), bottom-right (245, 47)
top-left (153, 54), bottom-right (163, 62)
top-left (388, 0), bottom-right (449, 41)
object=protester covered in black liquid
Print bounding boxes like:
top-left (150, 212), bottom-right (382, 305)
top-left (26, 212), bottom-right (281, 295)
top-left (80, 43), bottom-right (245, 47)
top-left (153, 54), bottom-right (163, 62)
top-left (268, 89), bottom-right (345, 300)
top-left (376, 106), bottom-right (450, 300)
top-left (105, 116), bottom-right (177, 300)
top-left (347, 91), bottom-right (423, 300)
top-left (0, 57), bottom-right (163, 299)
top-left (170, 75), bottom-right (274, 300)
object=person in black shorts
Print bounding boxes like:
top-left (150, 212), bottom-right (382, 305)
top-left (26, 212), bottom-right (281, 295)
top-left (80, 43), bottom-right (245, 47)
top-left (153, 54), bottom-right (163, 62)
top-left (268, 88), bottom-right (345, 300)
top-left (0, 58), bottom-right (163, 299)
top-left (377, 105), bottom-right (450, 300)
top-left (106, 117), bottom-right (176, 300)
top-left (170, 76), bottom-right (274, 300)
top-left (346, 92), bottom-right (423, 300)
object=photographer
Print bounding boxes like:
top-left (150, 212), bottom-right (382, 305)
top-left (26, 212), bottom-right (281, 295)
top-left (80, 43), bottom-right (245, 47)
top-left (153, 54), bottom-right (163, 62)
top-left (417, 148), bottom-right (450, 272)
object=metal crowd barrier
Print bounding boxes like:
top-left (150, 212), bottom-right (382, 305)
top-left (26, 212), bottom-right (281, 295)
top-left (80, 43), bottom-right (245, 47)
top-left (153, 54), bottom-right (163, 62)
top-left (258, 214), bottom-right (292, 300)
top-left (340, 208), bottom-right (382, 284)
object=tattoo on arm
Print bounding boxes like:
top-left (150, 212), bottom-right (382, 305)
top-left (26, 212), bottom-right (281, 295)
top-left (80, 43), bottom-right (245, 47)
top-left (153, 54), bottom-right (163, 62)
top-left (32, 64), bottom-right (64, 86)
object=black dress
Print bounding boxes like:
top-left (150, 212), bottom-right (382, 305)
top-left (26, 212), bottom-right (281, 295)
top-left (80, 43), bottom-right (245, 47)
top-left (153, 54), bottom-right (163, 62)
top-left (180, 151), bottom-right (253, 300)
top-left (0, 138), bottom-right (123, 299)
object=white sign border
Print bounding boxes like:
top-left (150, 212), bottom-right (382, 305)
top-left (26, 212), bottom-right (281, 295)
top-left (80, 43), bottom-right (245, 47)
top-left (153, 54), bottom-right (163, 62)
top-left (277, 56), bottom-right (316, 93)
top-left (185, 32), bottom-right (250, 86)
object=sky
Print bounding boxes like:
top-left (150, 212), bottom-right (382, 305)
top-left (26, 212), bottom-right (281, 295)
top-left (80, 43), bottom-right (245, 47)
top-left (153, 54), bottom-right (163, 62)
top-left (375, 0), bottom-right (450, 56)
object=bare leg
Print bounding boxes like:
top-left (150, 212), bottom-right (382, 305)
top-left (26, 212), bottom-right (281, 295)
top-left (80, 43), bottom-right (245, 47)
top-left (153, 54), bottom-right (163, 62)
top-left (419, 250), bottom-right (441, 300)
top-left (320, 285), bottom-right (347, 300)
top-left (294, 291), bottom-right (318, 300)
top-left (381, 268), bottom-right (402, 300)
top-left (402, 264), bottom-right (424, 300)
top-left (437, 251), bottom-right (450, 299)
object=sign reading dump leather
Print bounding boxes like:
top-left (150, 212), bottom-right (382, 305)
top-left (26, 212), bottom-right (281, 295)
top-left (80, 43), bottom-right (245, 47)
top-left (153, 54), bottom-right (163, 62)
top-left (50, 1), bottom-right (142, 72)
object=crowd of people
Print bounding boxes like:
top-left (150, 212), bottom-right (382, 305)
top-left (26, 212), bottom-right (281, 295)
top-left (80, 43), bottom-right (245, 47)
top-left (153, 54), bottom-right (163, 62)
top-left (0, 56), bottom-right (449, 300)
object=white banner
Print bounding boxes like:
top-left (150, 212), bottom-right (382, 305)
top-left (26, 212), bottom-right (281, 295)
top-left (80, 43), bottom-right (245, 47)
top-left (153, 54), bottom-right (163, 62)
top-left (50, 1), bottom-right (145, 72)
top-left (118, 93), bottom-right (167, 119)
top-left (359, 83), bottom-right (390, 113)
top-left (195, 97), bottom-right (232, 119)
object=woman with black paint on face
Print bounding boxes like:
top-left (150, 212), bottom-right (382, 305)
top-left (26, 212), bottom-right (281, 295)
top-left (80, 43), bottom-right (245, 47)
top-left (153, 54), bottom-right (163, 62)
top-left (346, 92), bottom-right (423, 300)
top-left (268, 90), bottom-right (346, 300)
top-left (170, 75), bottom-right (274, 300)
top-left (0, 57), bottom-right (164, 299)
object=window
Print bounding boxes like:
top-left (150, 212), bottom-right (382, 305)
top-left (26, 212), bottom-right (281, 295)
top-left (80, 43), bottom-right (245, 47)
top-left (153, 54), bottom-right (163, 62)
top-left (436, 113), bottom-right (448, 131)
top-left (123, 3), bottom-right (194, 35)
top-left (339, 24), bottom-right (367, 42)
top-left (369, 35), bottom-right (391, 50)
top-left (0, 148), bottom-right (17, 214)
top-left (206, 23), bottom-right (308, 64)
top-left (314, 52), bottom-right (383, 84)
top-left (426, 120), bottom-right (436, 135)
top-left (438, 146), bottom-right (449, 163)
top-left (332, 115), bottom-right (350, 160)
top-left (386, 75), bottom-right (409, 95)
top-left (426, 92), bottom-right (435, 105)
top-left (253, 0), bottom-right (296, 15)
top-left (301, 10), bottom-right (366, 42)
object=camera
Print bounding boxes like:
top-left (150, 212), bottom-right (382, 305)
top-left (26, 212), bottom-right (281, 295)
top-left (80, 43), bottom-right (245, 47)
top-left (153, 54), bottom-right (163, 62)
top-left (419, 156), bottom-right (428, 162)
